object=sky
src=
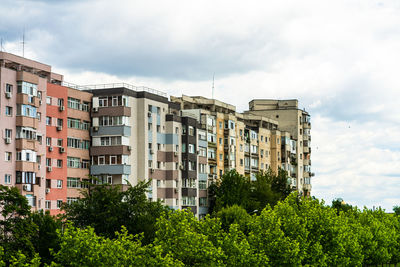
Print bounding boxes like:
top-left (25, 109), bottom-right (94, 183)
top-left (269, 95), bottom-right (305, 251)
top-left (1, 0), bottom-right (400, 211)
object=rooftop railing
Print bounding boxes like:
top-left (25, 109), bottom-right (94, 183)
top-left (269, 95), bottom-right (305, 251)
top-left (83, 83), bottom-right (168, 98)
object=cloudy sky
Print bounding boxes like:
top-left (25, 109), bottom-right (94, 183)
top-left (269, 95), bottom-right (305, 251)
top-left (1, 0), bottom-right (400, 211)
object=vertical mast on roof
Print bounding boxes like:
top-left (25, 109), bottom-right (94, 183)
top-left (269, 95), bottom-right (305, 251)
top-left (22, 28), bottom-right (26, 57)
top-left (212, 73), bottom-right (215, 99)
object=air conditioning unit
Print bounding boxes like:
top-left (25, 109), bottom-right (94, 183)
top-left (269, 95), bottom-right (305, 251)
top-left (48, 146), bottom-right (53, 152)
top-left (45, 188), bottom-right (50, 194)
top-left (23, 185), bottom-right (28, 191)
top-left (5, 137), bottom-right (11, 144)
top-left (5, 92), bottom-right (11, 99)
top-left (60, 147), bottom-right (65, 153)
top-left (147, 111), bottom-right (152, 117)
top-left (174, 151), bottom-right (178, 156)
top-left (127, 146), bottom-right (132, 151)
top-left (47, 166), bottom-right (52, 172)
top-left (59, 106), bottom-right (65, 111)
top-left (56, 126), bottom-right (62, 131)
top-left (93, 126), bottom-right (99, 132)
top-left (93, 107), bottom-right (98, 112)
top-left (150, 168), bottom-right (155, 173)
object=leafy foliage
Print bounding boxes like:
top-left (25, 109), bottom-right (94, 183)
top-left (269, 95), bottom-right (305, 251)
top-left (62, 179), bottom-right (168, 244)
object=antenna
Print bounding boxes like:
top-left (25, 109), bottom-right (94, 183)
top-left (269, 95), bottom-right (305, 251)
top-left (212, 73), bottom-right (215, 99)
top-left (22, 28), bottom-right (26, 57)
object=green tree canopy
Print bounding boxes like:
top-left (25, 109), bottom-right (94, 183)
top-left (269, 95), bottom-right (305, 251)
top-left (62, 179), bottom-right (168, 244)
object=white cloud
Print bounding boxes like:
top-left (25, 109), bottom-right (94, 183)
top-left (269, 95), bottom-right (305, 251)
top-left (2, 0), bottom-right (400, 210)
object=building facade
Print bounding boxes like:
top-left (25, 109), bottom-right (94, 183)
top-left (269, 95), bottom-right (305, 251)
top-left (0, 52), bottom-right (312, 217)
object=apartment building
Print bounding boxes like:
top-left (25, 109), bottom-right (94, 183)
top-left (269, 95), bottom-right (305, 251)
top-left (0, 51), bottom-right (311, 216)
top-left (246, 99), bottom-right (312, 196)
top-left (170, 95), bottom-right (311, 196)
top-left (0, 52), bottom-right (63, 210)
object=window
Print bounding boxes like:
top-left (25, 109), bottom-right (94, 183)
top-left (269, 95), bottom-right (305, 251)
top-left (175, 127), bottom-right (179, 134)
top-left (46, 117), bottom-right (51, 126)
top-left (67, 157), bottom-right (80, 168)
top-left (219, 122), bottom-right (222, 129)
top-left (219, 153), bottom-right (223, 161)
top-left (112, 96), bottom-right (118, 106)
top-left (67, 197), bottom-right (78, 205)
top-left (199, 163), bottom-right (206, 173)
top-left (17, 81), bottom-right (37, 96)
top-left (188, 126), bottom-right (194, 136)
top-left (198, 147), bottom-right (206, 157)
top-left (5, 129), bottom-right (12, 139)
top-left (37, 112), bottom-right (41, 121)
top-left (240, 159), bottom-right (243, 166)
top-left (46, 137), bottom-right (51, 146)
top-left (57, 118), bottom-right (63, 127)
top-left (57, 180), bottom-right (63, 188)
top-left (156, 125), bottom-right (161, 133)
top-left (4, 174), bottom-right (11, 184)
top-left (156, 107), bottom-right (160, 114)
top-left (199, 197), bottom-right (207, 206)
top-left (199, 180), bottom-right (207, 190)
top-left (57, 139), bottom-right (63, 147)
top-left (45, 201), bottom-right (51, 210)
top-left (57, 159), bottom-right (62, 168)
top-left (46, 158), bottom-right (51, 167)
top-left (5, 152), bottom-right (11, 162)
top-left (67, 118), bottom-right (81, 129)
top-left (110, 156), bottom-right (117, 165)
top-left (46, 96), bottom-right (51, 105)
top-left (57, 200), bottom-right (63, 209)
top-left (67, 177), bottom-right (80, 188)
top-left (157, 180), bottom-right (161, 187)
top-left (100, 136), bottom-right (121, 146)
top-left (188, 144), bottom-right (195, 154)
top-left (58, 98), bottom-right (64, 107)
top-left (188, 161), bottom-right (196, 171)
top-left (6, 84), bottom-right (13, 93)
top-left (5, 106), bottom-right (12, 116)
top-left (99, 97), bottom-right (108, 107)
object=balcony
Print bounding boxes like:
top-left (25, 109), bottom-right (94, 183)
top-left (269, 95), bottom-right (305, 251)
top-left (90, 164), bottom-right (131, 175)
top-left (303, 159), bottom-right (310, 166)
top-left (16, 116), bottom-right (38, 129)
top-left (181, 188), bottom-right (197, 197)
top-left (16, 93), bottom-right (40, 108)
top-left (303, 147), bottom-right (310, 154)
top-left (303, 122), bottom-right (311, 129)
top-left (16, 161), bottom-right (38, 172)
top-left (16, 139), bottom-right (39, 151)
top-left (91, 125), bottom-right (131, 136)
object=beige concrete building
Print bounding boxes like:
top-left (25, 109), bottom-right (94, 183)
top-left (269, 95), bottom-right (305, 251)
top-left (246, 99), bottom-right (312, 196)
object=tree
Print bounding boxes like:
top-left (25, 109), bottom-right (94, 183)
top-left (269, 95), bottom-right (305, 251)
top-left (208, 170), bottom-right (252, 214)
top-left (62, 179), bottom-right (168, 244)
top-left (30, 211), bottom-right (62, 264)
top-left (53, 224), bottom-right (180, 266)
top-left (394, 205), bottom-right (400, 216)
top-left (0, 185), bottom-right (37, 263)
top-left (331, 198), bottom-right (353, 214)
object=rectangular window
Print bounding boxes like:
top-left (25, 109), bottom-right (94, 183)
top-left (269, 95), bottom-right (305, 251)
top-left (199, 197), bottom-right (207, 206)
top-left (199, 180), bottom-right (207, 190)
top-left (57, 180), bottom-right (63, 188)
top-left (46, 96), bottom-right (51, 105)
top-left (188, 126), bottom-right (194, 136)
top-left (5, 129), bottom-right (12, 138)
top-left (5, 106), bottom-right (12, 116)
top-left (110, 156), bottom-right (117, 165)
top-left (188, 144), bottom-right (195, 154)
top-left (57, 200), bottom-right (63, 209)
top-left (67, 197), bottom-right (78, 205)
top-left (46, 117), bottom-right (51, 126)
top-left (6, 84), bottom-right (13, 93)
top-left (57, 159), bottom-right (62, 168)
top-left (57, 118), bottom-right (63, 127)
top-left (45, 200), bottom-right (51, 210)
top-left (57, 139), bottom-right (63, 147)
top-left (99, 97), bottom-right (108, 107)
top-left (46, 137), bottom-right (51, 146)
top-left (67, 157), bottom-right (80, 168)
top-left (46, 158), bottom-right (51, 167)
top-left (67, 177), bottom-right (80, 188)
top-left (4, 174), bottom-right (11, 184)
top-left (5, 152), bottom-right (12, 162)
